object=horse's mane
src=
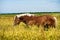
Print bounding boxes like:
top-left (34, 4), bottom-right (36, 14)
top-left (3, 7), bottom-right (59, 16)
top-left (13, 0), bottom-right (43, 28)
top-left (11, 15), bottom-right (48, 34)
top-left (16, 14), bottom-right (34, 18)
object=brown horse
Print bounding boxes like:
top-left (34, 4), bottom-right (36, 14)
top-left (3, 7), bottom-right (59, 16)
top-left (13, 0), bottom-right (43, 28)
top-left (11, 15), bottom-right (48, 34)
top-left (14, 14), bottom-right (35, 25)
top-left (14, 14), bottom-right (57, 28)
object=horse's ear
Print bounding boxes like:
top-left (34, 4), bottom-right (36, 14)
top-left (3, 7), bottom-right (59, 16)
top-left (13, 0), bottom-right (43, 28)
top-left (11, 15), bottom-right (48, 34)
top-left (15, 16), bottom-right (20, 19)
top-left (14, 16), bottom-right (17, 20)
top-left (15, 16), bottom-right (17, 18)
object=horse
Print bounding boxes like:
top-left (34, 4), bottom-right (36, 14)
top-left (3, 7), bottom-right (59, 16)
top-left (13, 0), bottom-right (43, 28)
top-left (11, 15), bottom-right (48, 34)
top-left (14, 14), bottom-right (57, 29)
top-left (13, 14), bottom-right (35, 25)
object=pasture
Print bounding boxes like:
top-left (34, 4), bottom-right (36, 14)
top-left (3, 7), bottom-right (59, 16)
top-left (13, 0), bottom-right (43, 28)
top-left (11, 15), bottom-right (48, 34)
top-left (0, 13), bottom-right (60, 40)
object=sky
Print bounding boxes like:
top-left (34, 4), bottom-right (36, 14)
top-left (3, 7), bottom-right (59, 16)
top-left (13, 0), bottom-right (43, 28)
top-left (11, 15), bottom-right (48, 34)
top-left (0, 0), bottom-right (60, 13)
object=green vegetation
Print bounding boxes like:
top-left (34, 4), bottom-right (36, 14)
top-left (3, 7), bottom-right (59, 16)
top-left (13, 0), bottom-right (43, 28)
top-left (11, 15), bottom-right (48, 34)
top-left (0, 12), bottom-right (60, 40)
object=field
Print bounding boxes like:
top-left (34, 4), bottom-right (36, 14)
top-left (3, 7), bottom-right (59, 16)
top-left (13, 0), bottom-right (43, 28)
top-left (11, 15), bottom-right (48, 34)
top-left (0, 13), bottom-right (60, 40)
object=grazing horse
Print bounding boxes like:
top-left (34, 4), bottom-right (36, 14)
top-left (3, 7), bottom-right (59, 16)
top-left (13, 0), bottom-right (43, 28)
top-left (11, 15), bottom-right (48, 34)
top-left (14, 14), bottom-right (57, 28)
top-left (14, 14), bottom-right (35, 25)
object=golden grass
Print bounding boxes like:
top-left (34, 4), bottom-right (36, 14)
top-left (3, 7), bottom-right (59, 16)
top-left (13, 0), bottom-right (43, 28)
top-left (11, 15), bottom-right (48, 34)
top-left (0, 13), bottom-right (60, 40)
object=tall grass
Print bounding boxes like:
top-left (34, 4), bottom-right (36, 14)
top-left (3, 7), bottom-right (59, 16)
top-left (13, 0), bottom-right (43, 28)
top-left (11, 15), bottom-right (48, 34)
top-left (0, 13), bottom-right (60, 40)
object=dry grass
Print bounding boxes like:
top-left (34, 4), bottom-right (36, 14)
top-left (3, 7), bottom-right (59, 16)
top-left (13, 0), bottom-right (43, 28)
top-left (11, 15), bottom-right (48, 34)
top-left (0, 13), bottom-right (60, 40)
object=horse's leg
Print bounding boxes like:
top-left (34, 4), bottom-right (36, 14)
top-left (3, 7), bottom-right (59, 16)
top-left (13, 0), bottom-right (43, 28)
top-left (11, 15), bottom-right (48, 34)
top-left (44, 24), bottom-right (49, 31)
top-left (44, 24), bottom-right (49, 28)
top-left (24, 24), bottom-right (29, 28)
top-left (52, 24), bottom-right (56, 28)
top-left (37, 24), bottom-right (40, 28)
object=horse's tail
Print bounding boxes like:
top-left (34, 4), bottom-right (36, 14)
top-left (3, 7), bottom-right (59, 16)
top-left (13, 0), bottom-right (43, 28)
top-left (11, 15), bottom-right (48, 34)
top-left (53, 16), bottom-right (57, 27)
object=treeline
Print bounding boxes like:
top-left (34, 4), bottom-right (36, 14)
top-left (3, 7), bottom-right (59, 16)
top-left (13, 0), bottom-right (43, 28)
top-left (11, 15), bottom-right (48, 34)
top-left (0, 12), bottom-right (60, 15)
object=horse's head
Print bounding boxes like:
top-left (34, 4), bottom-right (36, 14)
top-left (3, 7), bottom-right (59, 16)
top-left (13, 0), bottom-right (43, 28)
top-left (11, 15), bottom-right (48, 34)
top-left (13, 14), bottom-right (35, 26)
top-left (14, 16), bottom-right (22, 25)
top-left (14, 15), bottom-right (27, 26)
